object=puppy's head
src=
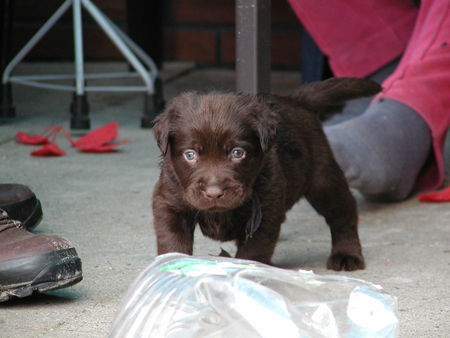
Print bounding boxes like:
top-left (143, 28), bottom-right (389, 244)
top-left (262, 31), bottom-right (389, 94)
top-left (153, 92), bottom-right (278, 212)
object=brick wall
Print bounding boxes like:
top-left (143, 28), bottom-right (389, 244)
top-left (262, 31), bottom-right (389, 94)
top-left (164, 0), bottom-right (302, 69)
top-left (9, 0), bottom-right (301, 69)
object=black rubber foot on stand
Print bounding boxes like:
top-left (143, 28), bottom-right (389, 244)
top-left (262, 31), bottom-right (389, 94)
top-left (70, 93), bottom-right (90, 129)
top-left (0, 83), bottom-right (16, 118)
top-left (141, 77), bottom-right (165, 128)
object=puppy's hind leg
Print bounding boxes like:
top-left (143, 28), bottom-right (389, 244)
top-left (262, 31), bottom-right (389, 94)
top-left (305, 164), bottom-right (365, 271)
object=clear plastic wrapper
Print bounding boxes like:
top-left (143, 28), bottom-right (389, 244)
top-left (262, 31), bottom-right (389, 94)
top-left (110, 253), bottom-right (398, 338)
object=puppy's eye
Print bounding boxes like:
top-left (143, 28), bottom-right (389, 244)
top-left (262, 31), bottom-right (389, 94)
top-left (231, 147), bottom-right (246, 159)
top-left (183, 150), bottom-right (197, 161)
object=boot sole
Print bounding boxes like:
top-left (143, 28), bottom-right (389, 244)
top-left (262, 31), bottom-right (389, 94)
top-left (0, 248), bottom-right (82, 302)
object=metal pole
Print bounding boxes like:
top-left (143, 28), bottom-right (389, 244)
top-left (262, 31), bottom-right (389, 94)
top-left (73, 0), bottom-right (85, 95)
top-left (235, 0), bottom-right (271, 94)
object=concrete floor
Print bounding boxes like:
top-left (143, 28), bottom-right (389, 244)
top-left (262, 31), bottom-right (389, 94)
top-left (0, 62), bottom-right (449, 337)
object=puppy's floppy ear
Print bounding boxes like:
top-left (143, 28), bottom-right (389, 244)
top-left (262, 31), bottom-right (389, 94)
top-left (152, 91), bottom-right (199, 155)
top-left (249, 99), bottom-right (279, 152)
top-left (152, 108), bottom-right (173, 156)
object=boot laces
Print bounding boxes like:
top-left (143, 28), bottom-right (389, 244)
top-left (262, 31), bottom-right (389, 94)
top-left (0, 208), bottom-right (23, 229)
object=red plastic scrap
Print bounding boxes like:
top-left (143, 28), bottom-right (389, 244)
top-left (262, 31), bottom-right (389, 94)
top-left (30, 143), bottom-right (66, 156)
top-left (15, 132), bottom-right (50, 145)
top-left (17, 126), bottom-right (66, 157)
top-left (73, 122), bottom-right (125, 152)
top-left (16, 122), bottom-right (128, 156)
top-left (15, 125), bottom-right (60, 145)
top-left (78, 140), bottom-right (129, 153)
top-left (418, 186), bottom-right (450, 202)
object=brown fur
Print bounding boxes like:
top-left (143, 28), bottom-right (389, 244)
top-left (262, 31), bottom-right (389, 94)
top-left (152, 77), bottom-right (381, 271)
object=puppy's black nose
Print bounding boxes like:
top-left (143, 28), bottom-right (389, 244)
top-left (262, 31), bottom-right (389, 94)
top-left (204, 186), bottom-right (224, 199)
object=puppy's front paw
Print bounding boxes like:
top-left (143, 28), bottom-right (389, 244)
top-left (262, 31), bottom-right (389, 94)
top-left (327, 252), bottom-right (365, 271)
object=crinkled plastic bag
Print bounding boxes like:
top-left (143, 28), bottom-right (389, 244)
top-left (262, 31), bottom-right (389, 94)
top-left (110, 253), bottom-right (398, 338)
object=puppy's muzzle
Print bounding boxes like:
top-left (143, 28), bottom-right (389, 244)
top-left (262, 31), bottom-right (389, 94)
top-left (186, 173), bottom-right (249, 211)
top-left (203, 185), bottom-right (224, 199)
top-left (201, 176), bottom-right (225, 200)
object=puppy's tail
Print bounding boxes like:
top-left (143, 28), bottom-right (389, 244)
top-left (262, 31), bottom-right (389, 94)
top-left (292, 77), bottom-right (382, 113)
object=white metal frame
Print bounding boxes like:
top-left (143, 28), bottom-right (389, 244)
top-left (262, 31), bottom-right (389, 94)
top-left (1, 0), bottom-right (158, 95)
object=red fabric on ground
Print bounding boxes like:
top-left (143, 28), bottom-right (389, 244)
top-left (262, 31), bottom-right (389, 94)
top-left (73, 122), bottom-right (122, 152)
top-left (30, 143), bottom-right (66, 156)
top-left (17, 122), bottom-right (128, 156)
top-left (16, 132), bottom-right (49, 145)
top-left (78, 140), bottom-right (129, 153)
top-left (15, 126), bottom-right (61, 145)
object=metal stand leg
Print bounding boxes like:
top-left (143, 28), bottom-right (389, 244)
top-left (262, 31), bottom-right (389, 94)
top-left (1, 0), bottom-right (161, 127)
top-left (235, 0), bottom-right (271, 95)
top-left (0, 83), bottom-right (15, 117)
top-left (1, 0), bottom-right (15, 117)
top-left (141, 77), bottom-right (165, 128)
top-left (70, 92), bottom-right (90, 129)
top-left (101, 11), bottom-right (164, 126)
top-left (71, 0), bottom-right (90, 129)
top-left (81, 0), bottom-right (154, 94)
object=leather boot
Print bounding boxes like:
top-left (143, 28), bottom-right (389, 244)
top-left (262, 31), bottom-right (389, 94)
top-left (0, 209), bottom-right (82, 302)
top-left (0, 184), bottom-right (42, 231)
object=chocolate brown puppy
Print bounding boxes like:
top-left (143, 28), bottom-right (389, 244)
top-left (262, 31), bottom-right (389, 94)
top-left (152, 78), bottom-right (381, 271)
